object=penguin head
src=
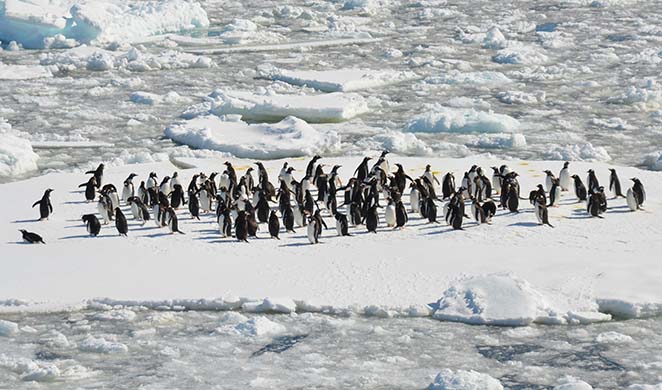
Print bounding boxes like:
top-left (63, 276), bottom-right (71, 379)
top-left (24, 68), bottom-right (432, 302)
top-left (45, 188), bottom-right (54, 195)
top-left (287, 167), bottom-right (296, 173)
top-left (544, 170), bottom-right (552, 176)
top-left (537, 184), bottom-right (544, 190)
top-left (19, 229), bottom-right (27, 234)
top-left (425, 164), bottom-right (431, 171)
top-left (563, 161), bottom-right (569, 168)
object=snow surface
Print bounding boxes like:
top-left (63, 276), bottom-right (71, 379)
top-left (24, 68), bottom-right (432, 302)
top-left (0, 0), bottom-right (209, 49)
top-left (165, 115), bottom-right (341, 159)
top-left (0, 119), bottom-right (39, 178)
top-left (1, 156), bottom-right (662, 325)
top-left (261, 65), bottom-right (419, 92)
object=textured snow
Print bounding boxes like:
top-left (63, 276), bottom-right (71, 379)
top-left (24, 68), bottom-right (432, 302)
top-left (595, 331), bottom-right (634, 344)
top-left (493, 44), bottom-right (549, 65)
top-left (404, 106), bottom-right (520, 134)
top-left (200, 89), bottom-right (370, 123)
top-left (546, 143), bottom-right (612, 162)
top-left (129, 91), bottom-right (191, 105)
top-left (0, 119), bottom-right (39, 178)
top-left (0, 0), bottom-right (209, 49)
top-left (496, 90), bottom-right (546, 105)
top-left (0, 354), bottom-right (61, 382)
top-left (428, 369), bottom-right (503, 390)
top-left (79, 336), bottom-right (128, 354)
top-left (468, 133), bottom-right (527, 149)
top-left (165, 115), bottom-right (341, 159)
top-left (262, 65), bottom-right (419, 92)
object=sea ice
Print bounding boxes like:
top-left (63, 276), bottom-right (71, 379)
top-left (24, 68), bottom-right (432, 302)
top-left (79, 336), bottom-right (129, 353)
top-left (0, 319), bottom-right (19, 336)
top-left (404, 106), bottom-right (520, 134)
top-left (0, 119), bottom-right (39, 178)
top-left (427, 369), bottom-right (503, 390)
top-left (234, 317), bottom-right (286, 337)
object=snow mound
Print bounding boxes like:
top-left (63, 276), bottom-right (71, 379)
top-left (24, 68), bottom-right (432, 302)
top-left (425, 70), bottom-right (512, 86)
top-left (432, 274), bottom-right (609, 326)
top-left (0, 0), bottom-right (209, 49)
top-left (367, 131), bottom-right (432, 155)
top-left (493, 44), bottom-right (549, 65)
top-left (0, 64), bottom-right (52, 80)
top-left (0, 319), bottom-right (19, 336)
top-left (482, 27), bottom-right (508, 50)
top-left (242, 297), bottom-right (297, 314)
top-left (203, 89), bottom-right (369, 123)
top-left (79, 336), bottom-right (128, 353)
top-left (546, 143), bottom-right (611, 162)
top-left (0, 354), bottom-right (60, 382)
top-left (165, 115), bottom-right (341, 159)
top-left (404, 106), bottom-right (519, 134)
top-left (469, 133), bottom-right (527, 149)
top-left (496, 91), bottom-right (546, 105)
top-left (554, 377), bottom-right (593, 390)
top-left (428, 369), bottom-right (503, 390)
top-left (595, 331), bottom-right (633, 344)
top-left (607, 84), bottom-right (662, 110)
top-left (234, 317), bottom-right (286, 337)
top-left (0, 119), bottom-right (39, 178)
top-left (40, 45), bottom-right (214, 73)
top-left (262, 66), bottom-right (418, 92)
top-left (642, 151), bottom-right (662, 171)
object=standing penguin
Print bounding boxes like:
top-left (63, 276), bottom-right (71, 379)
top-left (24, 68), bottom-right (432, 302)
top-left (506, 185), bottom-right (519, 213)
top-left (79, 177), bottom-right (97, 202)
top-left (571, 175), bottom-right (587, 201)
top-left (608, 169), bottom-right (625, 198)
top-left (544, 170), bottom-right (556, 192)
top-left (631, 178), bottom-right (646, 208)
top-left (395, 200), bottom-right (408, 229)
top-left (548, 178), bottom-right (561, 207)
top-left (385, 198), bottom-right (396, 227)
top-left (170, 184), bottom-right (187, 209)
top-left (115, 208), bottom-right (128, 236)
top-left (235, 211), bottom-right (249, 242)
top-left (146, 172), bottom-right (158, 191)
top-left (471, 198), bottom-right (486, 224)
top-left (491, 167), bottom-right (502, 195)
top-left (307, 217), bottom-right (320, 244)
top-left (256, 191), bottom-right (271, 224)
top-left (365, 204), bottom-right (379, 233)
top-left (218, 207), bottom-right (233, 237)
top-left (128, 196), bottom-right (150, 223)
top-left (188, 191), bottom-right (200, 220)
top-left (282, 204), bottom-right (295, 233)
top-left (559, 162), bottom-right (571, 192)
top-left (32, 189), bottom-right (54, 221)
top-left (410, 182), bottom-right (420, 213)
top-left (165, 207), bottom-right (184, 234)
top-left (587, 169), bottom-right (600, 194)
top-left (587, 187), bottom-right (607, 218)
top-left (122, 173), bottom-right (138, 203)
top-left (481, 199), bottom-right (496, 224)
top-left (85, 164), bottom-right (104, 188)
top-left (534, 201), bottom-right (554, 228)
top-left (268, 210), bottom-right (280, 239)
top-left (425, 197), bottom-right (438, 223)
top-left (82, 214), bottom-right (101, 237)
top-left (98, 194), bottom-right (113, 224)
top-left (159, 176), bottom-right (172, 196)
top-left (442, 172), bottom-right (455, 200)
top-left (626, 187), bottom-right (638, 211)
top-left (335, 212), bottom-right (351, 236)
top-left (354, 157), bottom-right (372, 183)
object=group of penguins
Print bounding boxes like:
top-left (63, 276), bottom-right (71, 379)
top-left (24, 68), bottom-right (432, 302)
top-left (20, 153), bottom-right (647, 245)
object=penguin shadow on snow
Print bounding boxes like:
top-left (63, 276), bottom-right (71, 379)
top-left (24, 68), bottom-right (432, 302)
top-left (279, 241), bottom-right (316, 247)
top-left (507, 222), bottom-right (542, 228)
top-left (59, 234), bottom-right (116, 240)
top-left (63, 200), bottom-right (90, 205)
top-left (12, 219), bottom-right (40, 223)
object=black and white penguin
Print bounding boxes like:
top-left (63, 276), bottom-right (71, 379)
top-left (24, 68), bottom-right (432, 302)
top-left (349, 202), bottom-right (362, 226)
top-left (19, 229), bottom-right (45, 244)
top-left (461, 172), bottom-right (472, 200)
top-left (441, 172), bottom-right (455, 199)
top-left (307, 217), bottom-right (320, 244)
top-left (559, 162), bottom-right (571, 192)
top-left (85, 163), bottom-right (104, 188)
top-left (587, 169), bottom-right (600, 194)
top-left (311, 209), bottom-right (327, 238)
top-left (246, 208), bottom-right (259, 238)
top-left (122, 173), bottom-right (137, 203)
top-left (587, 186), bottom-right (607, 218)
top-left (218, 207), bottom-right (233, 237)
top-left (256, 191), bottom-right (271, 224)
top-left (448, 196), bottom-right (464, 230)
top-left (548, 178), bottom-right (561, 207)
top-left (159, 176), bottom-right (172, 195)
top-left (491, 167), bottom-right (502, 195)
top-left (293, 202), bottom-right (306, 227)
top-left (608, 169), bottom-right (625, 198)
top-left (146, 172), bottom-right (158, 191)
top-left (355, 157), bottom-right (372, 183)
top-left (385, 198), bottom-right (396, 227)
top-left (306, 155), bottom-right (322, 180)
top-left (82, 214), bottom-right (101, 237)
top-left (544, 170), bottom-right (556, 193)
top-left (423, 164), bottom-right (440, 189)
top-left (171, 172), bottom-right (181, 188)
top-left (335, 212), bottom-right (351, 236)
top-left (482, 199), bottom-right (496, 224)
top-left (534, 201), bottom-right (554, 228)
top-left (410, 182), bottom-right (420, 213)
top-left (32, 189), bottom-right (54, 221)
top-left (115, 208), bottom-right (128, 236)
top-left (282, 203), bottom-right (295, 233)
top-left (425, 197), bottom-right (438, 223)
top-left (101, 184), bottom-right (121, 211)
top-left (268, 210), bottom-right (280, 239)
top-left (79, 177), bottom-right (97, 202)
top-left (471, 198), bottom-right (486, 225)
top-left (506, 185), bottom-right (519, 213)
top-left (188, 191), bottom-right (200, 220)
top-left (529, 184), bottom-right (546, 206)
top-left (235, 210), bottom-right (249, 242)
top-left (199, 183), bottom-right (213, 213)
top-left (165, 207), bottom-right (184, 234)
top-left (170, 184), bottom-right (186, 209)
top-left (631, 178), bottom-right (646, 208)
top-left (571, 175), bottom-right (587, 201)
top-left (395, 200), bottom-right (408, 229)
top-left (128, 196), bottom-right (150, 223)
top-left (97, 194), bottom-right (112, 224)
top-left (365, 204), bottom-right (379, 233)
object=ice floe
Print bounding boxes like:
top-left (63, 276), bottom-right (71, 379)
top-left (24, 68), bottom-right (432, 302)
top-left (234, 317), bottom-right (286, 337)
top-left (0, 319), bottom-right (19, 336)
top-left (424, 70), bottom-right (512, 86)
top-left (496, 90), bottom-right (546, 105)
top-left (0, 119), bottom-right (39, 178)
top-left (165, 115), bottom-right (341, 159)
top-left (404, 105), bottom-right (520, 134)
top-left (427, 369), bottom-right (503, 390)
top-left (545, 143), bottom-right (612, 162)
top-left (129, 91), bottom-right (191, 105)
top-left (0, 63), bottom-right (52, 80)
top-left (553, 377), bottom-right (593, 390)
top-left (79, 336), bottom-right (128, 354)
top-left (493, 44), bottom-right (549, 65)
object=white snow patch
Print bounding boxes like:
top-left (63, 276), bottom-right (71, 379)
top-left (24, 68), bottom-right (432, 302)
top-left (0, 354), bottom-right (60, 382)
top-left (129, 91), bottom-right (191, 105)
top-left (589, 117), bottom-right (634, 130)
top-left (0, 118), bottom-right (39, 178)
top-left (428, 369), bottom-right (503, 390)
top-left (242, 297), bottom-right (297, 314)
top-left (595, 331), bottom-right (633, 344)
top-left (165, 115), bottom-right (341, 159)
top-left (546, 143), bottom-right (611, 162)
top-left (404, 106), bottom-right (520, 134)
top-left (642, 151), bottom-right (662, 171)
top-left (493, 44), bottom-right (549, 65)
top-left (607, 84), bottom-right (662, 110)
top-left (482, 27), bottom-right (508, 49)
top-left (234, 317), bottom-right (286, 337)
top-left (79, 336), bottom-right (128, 354)
top-left (468, 133), bottom-right (527, 149)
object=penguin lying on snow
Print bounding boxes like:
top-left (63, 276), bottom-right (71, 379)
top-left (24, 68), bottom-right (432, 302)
top-left (19, 229), bottom-right (45, 244)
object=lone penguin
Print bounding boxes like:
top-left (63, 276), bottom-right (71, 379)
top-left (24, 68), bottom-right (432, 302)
top-left (32, 189), bottom-right (54, 221)
top-left (19, 229), bottom-right (45, 244)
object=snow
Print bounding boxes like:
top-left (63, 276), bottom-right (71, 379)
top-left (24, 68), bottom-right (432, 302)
top-left (78, 336), bottom-right (128, 354)
top-left (642, 152), bottom-right (662, 171)
top-left (545, 143), bottom-right (612, 162)
top-left (0, 119), bottom-right (39, 178)
top-left (595, 331), bottom-right (634, 344)
top-left (129, 91), bottom-right (191, 105)
top-left (607, 84), bottom-right (662, 110)
top-left (427, 369), bottom-right (503, 390)
top-left (496, 90), bottom-right (546, 105)
top-left (164, 115), bottom-right (341, 159)
top-left (492, 44), bottom-right (549, 65)
top-left (0, 64), bottom-right (52, 80)
top-left (242, 297), bottom-right (298, 314)
top-left (261, 65), bottom-right (419, 92)
top-left (468, 133), bottom-right (527, 149)
top-left (0, 354), bottom-right (61, 382)
top-left (0, 319), bottom-right (19, 336)
top-left (194, 89), bottom-right (370, 123)
top-left (424, 71), bottom-right (512, 86)
top-left (404, 106), bottom-right (520, 134)
top-left (482, 27), bottom-right (508, 50)
top-left (234, 317), bottom-right (286, 337)
top-left (0, 0), bottom-right (209, 49)
top-left (2, 156), bottom-right (662, 324)
top-left (553, 377), bottom-right (593, 390)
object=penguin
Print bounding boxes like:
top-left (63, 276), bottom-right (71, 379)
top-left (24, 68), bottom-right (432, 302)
top-left (115, 208), bottom-right (128, 236)
top-left (138, 181), bottom-right (147, 204)
top-left (199, 184), bottom-right (212, 213)
top-left (79, 177), bottom-right (97, 202)
top-left (544, 170), bottom-right (556, 192)
top-left (587, 187), bottom-right (607, 218)
top-left (507, 185), bottom-right (519, 213)
top-left (350, 202), bottom-right (362, 226)
top-left (306, 155), bottom-right (322, 180)
top-left (283, 204), bottom-right (295, 233)
top-left (365, 204), bottom-right (379, 233)
top-left (608, 169), bottom-right (625, 198)
top-left (307, 217), bottom-right (320, 244)
top-left (395, 200), bottom-right (408, 229)
top-left (165, 207), bottom-right (184, 234)
top-left (153, 202), bottom-right (164, 227)
top-left (188, 191), bottom-right (200, 220)
top-left (626, 187), bottom-right (638, 211)
top-left (335, 212), bottom-right (351, 236)
top-left (425, 197), bottom-right (438, 223)
top-left (548, 178), bottom-right (561, 207)
top-left (82, 214), bottom-right (101, 237)
top-left (171, 172), bottom-right (181, 188)
top-left (559, 162), bottom-right (571, 192)
top-left (278, 162), bottom-right (289, 183)
top-left (491, 167), bottom-right (502, 195)
top-left (385, 198), bottom-right (396, 227)
top-left (571, 175), bottom-right (587, 201)
top-left (122, 173), bottom-right (137, 203)
top-left (32, 189), bottom-right (54, 221)
top-left (529, 184), bottom-right (546, 206)
top-left (587, 169), bottom-right (600, 194)
top-left (631, 178), bottom-right (645, 207)
top-left (268, 210), bottom-right (280, 239)
top-left (481, 199), bottom-right (496, 223)
top-left (235, 211), bottom-right (249, 242)
top-left (281, 167), bottom-right (296, 192)
top-left (467, 165), bottom-right (478, 185)
top-left (461, 172), bottom-right (472, 200)
top-left (449, 198), bottom-right (464, 230)
top-left (410, 183), bottom-right (420, 213)
top-left (146, 172), bottom-right (158, 191)
top-left (423, 165), bottom-right (440, 190)
top-left (170, 184), bottom-right (186, 209)
top-left (293, 202), bottom-right (306, 227)
top-left (354, 156), bottom-right (372, 183)
top-left (146, 187), bottom-right (158, 208)
top-left (218, 207), bottom-right (233, 237)
top-left (256, 191), bottom-right (271, 224)
top-left (128, 196), bottom-right (150, 223)
top-left (101, 184), bottom-right (121, 211)
top-left (471, 198), bottom-right (485, 224)
top-left (311, 209), bottom-right (327, 238)
top-left (98, 195), bottom-right (112, 224)
top-left (534, 201), bottom-right (554, 228)
top-left (19, 229), bottom-right (45, 244)
top-left (246, 209), bottom-right (259, 238)
top-left (85, 163), bottom-right (104, 188)
top-left (442, 172), bottom-right (455, 200)
top-left (159, 176), bottom-right (172, 195)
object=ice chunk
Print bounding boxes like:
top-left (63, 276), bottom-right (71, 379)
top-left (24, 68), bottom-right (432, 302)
top-left (482, 27), bottom-right (508, 49)
top-left (242, 297), bottom-right (297, 314)
top-left (404, 106), bottom-right (520, 134)
top-left (262, 66), bottom-right (419, 92)
top-left (0, 63), bottom-right (52, 80)
top-left (493, 44), bottom-right (549, 65)
top-left (496, 91), bottom-right (545, 105)
top-left (428, 369), bottom-right (503, 390)
top-left (0, 319), bottom-right (19, 336)
top-left (205, 89), bottom-right (369, 123)
top-left (595, 331), bottom-right (633, 344)
top-left (0, 354), bottom-right (61, 382)
top-left (469, 133), bottom-right (527, 149)
top-left (79, 336), bottom-right (128, 353)
top-left (165, 115), bottom-right (341, 159)
top-left (0, 0), bottom-right (209, 49)
top-left (642, 151), bottom-right (662, 171)
top-left (545, 143), bottom-right (611, 162)
top-left (607, 85), bottom-right (662, 110)
top-left (130, 91), bottom-right (191, 105)
top-left (425, 70), bottom-right (512, 86)
top-left (234, 317), bottom-right (286, 337)
top-left (628, 385), bottom-right (662, 390)
top-left (554, 377), bottom-right (593, 390)
top-left (0, 119), bottom-right (39, 178)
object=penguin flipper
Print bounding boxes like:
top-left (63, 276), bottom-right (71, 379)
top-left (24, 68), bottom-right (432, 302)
top-left (32, 200), bottom-right (40, 208)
